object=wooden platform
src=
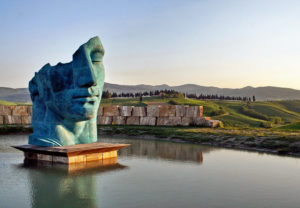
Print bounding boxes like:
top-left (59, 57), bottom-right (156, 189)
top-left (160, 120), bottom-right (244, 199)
top-left (13, 142), bottom-right (130, 164)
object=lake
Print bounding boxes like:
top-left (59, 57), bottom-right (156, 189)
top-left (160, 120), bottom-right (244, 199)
top-left (1, 134), bottom-right (300, 208)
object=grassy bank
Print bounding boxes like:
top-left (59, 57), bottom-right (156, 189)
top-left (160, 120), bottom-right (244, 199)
top-left (98, 125), bottom-right (300, 156)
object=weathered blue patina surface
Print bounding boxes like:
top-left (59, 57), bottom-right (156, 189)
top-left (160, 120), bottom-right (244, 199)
top-left (28, 37), bottom-right (105, 146)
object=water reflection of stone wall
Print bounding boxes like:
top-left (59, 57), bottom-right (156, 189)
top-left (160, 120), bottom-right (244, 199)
top-left (117, 139), bottom-right (216, 163)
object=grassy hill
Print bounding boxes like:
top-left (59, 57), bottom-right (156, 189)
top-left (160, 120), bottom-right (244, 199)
top-left (276, 122), bottom-right (300, 131)
top-left (101, 97), bottom-right (300, 128)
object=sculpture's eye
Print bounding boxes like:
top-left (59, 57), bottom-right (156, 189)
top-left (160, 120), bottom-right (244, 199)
top-left (91, 51), bottom-right (103, 63)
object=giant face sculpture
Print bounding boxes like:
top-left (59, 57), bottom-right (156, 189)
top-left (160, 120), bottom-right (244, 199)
top-left (29, 37), bottom-right (105, 146)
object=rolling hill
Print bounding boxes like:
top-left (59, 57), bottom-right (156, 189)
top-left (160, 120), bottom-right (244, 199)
top-left (1, 83), bottom-right (300, 103)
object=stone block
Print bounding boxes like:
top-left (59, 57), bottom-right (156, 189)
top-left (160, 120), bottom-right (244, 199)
top-left (0, 105), bottom-right (11, 115)
top-left (126, 116), bottom-right (140, 125)
top-left (86, 153), bottom-right (102, 162)
top-left (181, 117), bottom-right (192, 126)
top-left (113, 116), bottom-right (126, 125)
top-left (28, 106), bottom-right (32, 115)
top-left (21, 116), bottom-right (32, 124)
top-left (159, 105), bottom-right (176, 117)
top-left (102, 151), bottom-right (117, 159)
top-left (205, 120), bottom-right (220, 128)
top-left (3, 115), bottom-right (22, 124)
top-left (120, 106), bottom-right (133, 116)
top-left (52, 156), bottom-right (68, 163)
top-left (157, 117), bottom-right (181, 126)
top-left (37, 154), bottom-right (53, 162)
top-left (103, 106), bottom-right (120, 116)
top-left (140, 117), bottom-right (156, 126)
top-left (175, 105), bottom-right (186, 117)
top-left (12, 106), bottom-right (29, 116)
top-left (69, 155), bottom-right (86, 163)
top-left (0, 116), bottom-right (3, 124)
top-left (192, 117), bottom-right (206, 126)
top-left (186, 106), bottom-right (203, 117)
top-left (97, 106), bottom-right (103, 116)
top-left (146, 105), bottom-right (159, 117)
top-left (132, 107), bottom-right (146, 117)
top-left (97, 116), bottom-right (113, 125)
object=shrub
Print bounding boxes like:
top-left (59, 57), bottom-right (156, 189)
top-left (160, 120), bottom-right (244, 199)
top-left (260, 121), bottom-right (273, 128)
top-left (218, 121), bottom-right (224, 128)
top-left (211, 107), bottom-right (226, 116)
top-left (168, 100), bottom-right (180, 105)
top-left (269, 116), bottom-right (282, 124)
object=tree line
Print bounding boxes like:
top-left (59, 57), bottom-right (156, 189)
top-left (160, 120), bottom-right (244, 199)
top-left (102, 89), bottom-right (256, 102)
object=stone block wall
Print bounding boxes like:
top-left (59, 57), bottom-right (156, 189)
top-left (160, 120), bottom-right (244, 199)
top-left (97, 105), bottom-right (219, 127)
top-left (0, 105), bottom-right (220, 127)
top-left (0, 105), bottom-right (32, 125)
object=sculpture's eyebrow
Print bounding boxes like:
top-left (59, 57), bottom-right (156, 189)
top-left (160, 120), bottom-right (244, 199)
top-left (91, 47), bottom-right (104, 55)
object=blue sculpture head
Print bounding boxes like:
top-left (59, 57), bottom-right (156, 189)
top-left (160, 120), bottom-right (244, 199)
top-left (28, 37), bottom-right (105, 146)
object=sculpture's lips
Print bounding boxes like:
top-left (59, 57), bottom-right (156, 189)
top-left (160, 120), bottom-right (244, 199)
top-left (72, 92), bottom-right (99, 104)
top-left (72, 95), bottom-right (99, 99)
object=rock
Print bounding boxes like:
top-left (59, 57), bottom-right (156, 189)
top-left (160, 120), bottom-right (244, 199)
top-left (97, 106), bottom-right (103, 116)
top-left (113, 116), bottom-right (126, 125)
top-left (97, 116), bottom-right (113, 125)
top-left (146, 106), bottom-right (159, 117)
top-left (159, 105), bottom-right (176, 117)
top-left (0, 116), bottom-right (3, 124)
top-left (126, 116), bottom-right (140, 125)
top-left (103, 106), bottom-right (120, 116)
top-left (12, 106), bottom-right (29, 116)
top-left (192, 117), bottom-right (206, 126)
top-left (21, 116), bottom-right (32, 124)
top-left (186, 106), bottom-right (203, 117)
top-left (175, 105), bottom-right (186, 117)
top-left (28, 106), bottom-right (32, 115)
top-left (3, 115), bottom-right (22, 124)
top-left (132, 107), bottom-right (146, 117)
top-left (120, 106), bottom-right (133, 116)
top-left (0, 105), bottom-right (11, 115)
top-left (157, 117), bottom-right (181, 126)
top-left (205, 120), bottom-right (220, 128)
top-left (140, 117), bottom-right (156, 126)
top-left (181, 117), bottom-right (193, 126)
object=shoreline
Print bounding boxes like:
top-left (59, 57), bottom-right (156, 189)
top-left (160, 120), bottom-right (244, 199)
top-left (98, 125), bottom-right (300, 157)
top-left (1, 125), bottom-right (300, 157)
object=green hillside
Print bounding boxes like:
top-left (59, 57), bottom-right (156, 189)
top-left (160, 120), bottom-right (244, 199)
top-left (101, 97), bottom-right (300, 128)
top-left (276, 122), bottom-right (300, 131)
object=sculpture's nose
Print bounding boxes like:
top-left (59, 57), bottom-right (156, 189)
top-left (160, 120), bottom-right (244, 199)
top-left (77, 66), bottom-right (97, 87)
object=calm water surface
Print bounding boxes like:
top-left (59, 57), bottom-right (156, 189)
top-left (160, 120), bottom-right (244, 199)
top-left (1, 134), bottom-right (300, 208)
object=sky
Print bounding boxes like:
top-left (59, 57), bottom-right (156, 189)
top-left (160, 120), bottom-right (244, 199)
top-left (0, 0), bottom-right (299, 89)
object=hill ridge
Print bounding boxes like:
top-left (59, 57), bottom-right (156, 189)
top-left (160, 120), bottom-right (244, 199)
top-left (1, 83), bottom-right (300, 102)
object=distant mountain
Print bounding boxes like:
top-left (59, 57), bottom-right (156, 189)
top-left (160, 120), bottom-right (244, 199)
top-left (104, 83), bottom-right (300, 101)
top-left (0, 83), bottom-right (300, 103)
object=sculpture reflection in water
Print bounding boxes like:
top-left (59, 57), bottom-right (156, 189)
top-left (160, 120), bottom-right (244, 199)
top-left (114, 138), bottom-right (217, 164)
top-left (22, 159), bottom-right (128, 208)
top-left (28, 36), bottom-right (105, 147)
